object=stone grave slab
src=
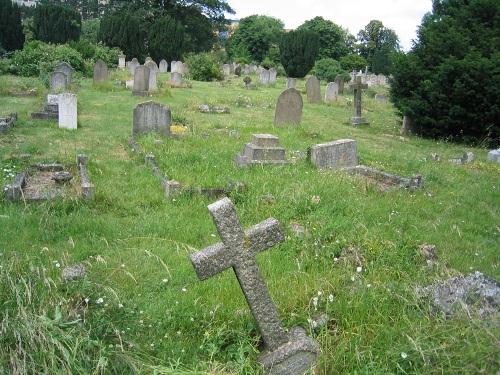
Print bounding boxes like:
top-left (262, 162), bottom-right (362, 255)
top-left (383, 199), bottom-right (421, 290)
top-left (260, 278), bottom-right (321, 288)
top-left (236, 134), bottom-right (287, 167)
top-left (309, 139), bottom-right (358, 170)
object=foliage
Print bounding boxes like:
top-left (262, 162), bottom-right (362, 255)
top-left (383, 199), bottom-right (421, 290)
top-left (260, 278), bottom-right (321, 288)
top-left (340, 53), bottom-right (367, 72)
top-left (184, 52), bottom-right (223, 81)
top-left (279, 29), bottom-right (320, 78)
top-left (33, 3), bottom-right (82, 44)
top-left (357, 20), bottom-right (399, 74)
top-left (175, 6), bottom-right (215, 54)
top-left (313, 58), bottom-right (349, 83)
top-left (297, 16), bottom-right (354, 60)
top-left (226, 15), bottom-right (284, 63)
top-left (0, 0), bottom-right (25, 52)
top-left (148, 15), bottom-right (184, 63)
top-left (390, 0), bottom-right (500, 146)
top-left (81, 19), bottom-right (100, 44)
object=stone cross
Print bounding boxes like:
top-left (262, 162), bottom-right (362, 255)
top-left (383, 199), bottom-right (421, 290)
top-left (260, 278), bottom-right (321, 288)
top-left (191, 198), bottom-right (319, 374)
top-left (350, 75), bottom-right (369, 125)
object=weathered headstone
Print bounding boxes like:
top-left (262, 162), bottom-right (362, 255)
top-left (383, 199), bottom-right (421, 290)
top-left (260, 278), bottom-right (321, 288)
top-left (171, 61), bottom-right (178, 73)
top-left (159, 59), bottom-right (168, 73)
top-left (305, 76), bottom-right (321, 103)
top-left (58, 93), bottom-right (77, 130)
top-left (375, 93), bottom-right (387, 103)
top-left (234, 65), bottom-right (242, 76)
top-left (335, 75), bottom-right (345, 94)
top-left (274, 88), bottom-right (303, 126)
top-left (50, 71), bottom-right (68, 93)
top-left (93, 59), bottom-right (108, 84)
top-left (325, 82), bottom-right (339, 103)
top-left (487, 149), bottom-right (500, 163)
top-left (133, 101), bottom-right (171, 137)
top-left (260, 69), bottom-right (270, 85)
top-left (269, 68), bottom-right (277, 84)
top-left (309, 139), bottom-right (358, 170)
top-left (236, 134), bottom-right (287, 167)
top-left (350, 75), bottom-right (369, 125)
top-left (286, 78), bottom-right (297, 89)
top-left (54, 62), bottom-right (73, 84)
top-left (191, 198), bottom-right (319, 375)
top-left (223, 64), bottom-right (231, 76)
top-left (170, 72), bottom-right (183, 87)
top-left (118, 54), bottom-right (126, 69)
top-left (145, 61), bottom-right (159, 91)
top-left (132, 66), bottom-right (150, 96)
top-left (128, 58), bottom-right (139, 75)
top-left (145, 57), bottom-right (153, 64)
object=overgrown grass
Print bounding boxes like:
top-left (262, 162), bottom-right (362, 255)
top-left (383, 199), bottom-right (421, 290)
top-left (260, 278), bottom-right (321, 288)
top-left (0, 72), bottom-right (498, 374)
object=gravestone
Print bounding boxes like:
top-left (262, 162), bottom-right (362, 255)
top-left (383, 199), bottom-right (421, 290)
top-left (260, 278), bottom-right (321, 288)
top-left (54, 62), bottom-right (73, 84)
top-left (305, 76), bottom-right (321, 103)
top-left (118, 54), bottom-right (126, 69)
top-left (128, 58), bottom-right (139, 75)
top-left (335, 75), bottom-right (345, 94)
top-left (286, 78), bottom-right (297, 89)
top-left (223, 64), bottom-right (231, 76)
top-left (487, 149), bottom-right (500, 163)
top-left (400, 115), bottom-right (411, 135)
top-left (375, 93), bottom-right (387, 103)
top-left (269, 68), bottom-right (277, 84)
top-left (50, 71), bottom-right (68, 93)
top-left (309, 139), bottom-right (358, 170)
top-left (190, 198), bottom-right (319, 375)
top-left (236, 134), bottom-right (287, 167)
top-left (93, 59), bottom-right (108, 84)
top-left (145, 57), bottom-right (153, 64)
top-left (132, 65), bottom-right (150, 96)
top-left (145, 61), bottom-right (159, 91)
top-left (325, 82), bottom-right (339, 103)
top-left (350, 75), bottom-right (369, 125)
top-left (234, 65), bottom-right (242, 76)
top-left (260, 69), bottom-right (270, 85)
top-left (171, 61), bottom-right (178, 73)
top-left (171, 72), bottom-right (183, 87)
top-left (274, 88), bottom-right (303, 126)
top-left (58, 93), bottom-right (77, 130)
top-left (133, 101), bottom-right (171, 137)
top-left (159, 59), bottom-right (168, 73)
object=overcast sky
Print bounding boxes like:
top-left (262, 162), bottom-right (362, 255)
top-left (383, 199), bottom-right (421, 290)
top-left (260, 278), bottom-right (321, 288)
top-left (226, 0), bottom-right (434, 51)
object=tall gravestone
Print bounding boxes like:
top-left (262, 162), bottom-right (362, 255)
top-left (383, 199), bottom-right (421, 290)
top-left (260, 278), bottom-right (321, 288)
top-left (58, 93), bottom-right (77, 130)
top-left (325, 82), bottom-right (339, 103)
top-left (269, 68), bottom-right (277, 84)
top-left (286, 78), bottom-right (297, 89)
top-left (309, 139), bottom-right (358, 170)
top-left (93, 59), bottom-right (108, 84)
top-left (133, 101), bottom-right (171, 137)
top-left (50, 71), bottom-right (68, 93)
top-left (159, 60), bottom-right (168, 73)
top-left (350, 75), bottom-right (369, 125)
top-left (133, 66), bottom-right (150, 96)
top-left (118, 54), bottom-right (126, 69)
top-left (260, 69), bottom-right (270, 85)
top-left (128, 58), bottom-right (139, 75)
top-left (335, 75), bottom-right (344, 94)
top-left (191, 198), bottom-right (319, 375)
top-left (170, 72), bottom-right (183, 87)
top-left (145, 61), bottom-right (159, 91)
top-left (305, 76), bottom-right (321, 103)
top-left (171, 61), bottom-right (178, 73)
top-left (54, 62), bottom-right (73, 85)
top-left (274, 88), bottom-right (303, 126)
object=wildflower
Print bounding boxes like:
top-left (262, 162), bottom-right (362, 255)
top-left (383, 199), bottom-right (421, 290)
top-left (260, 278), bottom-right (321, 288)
top-left (333, 257), bottom-right (339, 262)
top-left (356, 266), bottom-right (363, 273)
top-left (162, 278), bottom-right (168, 283)
top-left (312, 297), bottom-right (319, 310)
top-left (367, 283), bottom-right (372, 288)
top-left (84, 298), bottom-right (90, 304)
top-left (118, 303), bottom-right (124, 308)
top-left (96, 298), bottom-right (104, 304)
top-left (328, 294), bottom-right (334, 303)
top-left (401, 352), bottom-right (408, 359)
top-left (182, 287), bottom-right (187, 292)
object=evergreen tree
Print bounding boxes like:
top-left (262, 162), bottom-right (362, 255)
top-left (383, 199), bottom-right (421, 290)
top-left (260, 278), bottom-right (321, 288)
top-left (280, 29), bottom-right (320, 78)
top-left (148, 15), bottom-right (184, 62)
top-left (0, 0), bottom-right (25, 52)
top-left (33, 3), bottom-right (81, 44)
top-left (357, 20), bottom-right (399, 74)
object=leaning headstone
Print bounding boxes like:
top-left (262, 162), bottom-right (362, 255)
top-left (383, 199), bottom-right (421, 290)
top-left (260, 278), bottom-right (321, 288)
top-left (118, 54), bottom-right (126, 69)
top-left (93, 59), bottom-right (108, 84)
top-left (54, 62), bottom-right (73, 84)
top-left (145, 61), bottom-right (159, 91)
top-left (309, 139), bottom-right (358, 170)
top-left (286, 78), bottom-right (297, 89)
top-left (305, 76), bottom-right (321, 103)
top-left (325, 82), bottom-right (339, 103)
top-left (159, 59), bottom-right (168, 73)
top-left (50, 71), bottom-right (68, 93)
top-left (58, 93), bottom-right (77, 130)
top-left (274, 88), bottom-right (303, 126)
top-left (133, 101), bottom-right (171, 137)
top-left (128, 58), bottom-right (139, 75)
top-left (236, 134), bottom-right (287, 167)
top-left (350, 75), bottom-right (369, 125)
top-left (132, 66), bottom-right (150, 96)
top-left (170, 72), bottom-right (183, 87)
top-left (269, 68), bottom-right (277, 84)
top-left (335, 75), bottom-right (345, 94)
top-left (191, 198), bottom-right (319, 375)
top-left (260, 69), bottom-right (270, 85)
top-left (487, 149), bottom-right (500, 163)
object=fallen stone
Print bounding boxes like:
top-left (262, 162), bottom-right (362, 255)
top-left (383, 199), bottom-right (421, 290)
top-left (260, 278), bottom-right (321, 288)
top-left (52, 171), bottom-right (73, 184)
top-left (289, 222), bottom-right (309, 238)
top-left (62, 263), bottom-right (86, 282)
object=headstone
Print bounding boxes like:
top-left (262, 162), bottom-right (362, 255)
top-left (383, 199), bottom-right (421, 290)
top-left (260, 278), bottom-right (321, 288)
top-left (236, 134), bottom-right (287, 167)
top-left (286, 78), bottom-right (297, 89)
top-left (133, 101), bottom-right (171, 137)
top-left (309, 139), bottom-right (358, 170)
top-left (305, 76), bottom-right (321, 103)
top-left (350, 75), bottom-right (369, 125)
top-left (325, 82), bottom-right (339, 103)
top-left (132, 65), bottom-right (150, 96)
top-left (269, 68), bottom-right (277, 84)
top-left (487, 149), bottom-right (500, 163)
top-left (54, 62), bottom-right (73, 84)
top-left (118, 54), bottom-right (126, 69)
top-left (93, 59), bottom-right (108, 84)
top-left (171, 72), bottom-right (183, 87)
top-left (274, 88), bottom-right (303, 126)
top-left (234, 65), bottom-right (242, 76)
top-left (260, 69), bottom-right (270, 85)
top-left (335, 75), bottom-right (345, 94)
top-left (50, 71), bottom-right (68, 93)
top-left (223, 64), bottom-right (231, 76)
top-left (58, 93), bottom-right (77, 130)
top-left (145, 61), bottom-right (159, 91)
top-left (171, 61), bottom-right (178, 73)
top-left (400, 115), bottom-right (411, 135)
top-left (190, 198), bottom-right (319, 375)
top-left (159, 59), bottom-right (168, 73)
top-left (128, 58), bottom-right (139, 75)
top-left (375, 93), bottom-right (387, 103)
top-left (145, 57), bottom-right (153, 64)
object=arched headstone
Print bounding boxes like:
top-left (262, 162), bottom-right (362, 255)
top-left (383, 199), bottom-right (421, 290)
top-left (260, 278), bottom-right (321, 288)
top-left (274, 88), bottom-right (303, 126)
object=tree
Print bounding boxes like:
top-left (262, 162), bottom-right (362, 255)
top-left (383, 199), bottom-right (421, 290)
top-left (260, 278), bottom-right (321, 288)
top-left (33, 3), bottom-right (81, 44)
top-left (340, 54), bottom-right (367, 72)
top-left (297, 16), bottom-right (354, 60)
top-left (226, 15), bottom-right (284, 63)
top-left (390, 0), bottom-right (500, 146)
top-left (314, 58), bottom-right (349, 82)
top-left (280, 29), bottom-right (320, 78)
top-left (357, 20), bottom-right (399, 74)
top-left (148, 15), bottom-right (184, 62)
top-left (0, 0), bottom-right (25, 52)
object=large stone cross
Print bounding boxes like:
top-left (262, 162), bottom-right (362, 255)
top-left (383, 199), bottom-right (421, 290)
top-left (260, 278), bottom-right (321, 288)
top-left (191, 198), bottom-right (318, 374)
top-left (350, 75), bottom-right (369, 126)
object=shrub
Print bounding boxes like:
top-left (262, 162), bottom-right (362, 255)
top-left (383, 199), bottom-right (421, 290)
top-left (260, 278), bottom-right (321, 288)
top-left (184, 52), bottom-right (222, 82)
top-left (33, 3), bottom-right (81, 44)
top-left (340, 54), bottom-right (367, 72)
top-left (280, 29), bottom-right (320, 78)
top-left (313, 58), bottom-right (349, 82)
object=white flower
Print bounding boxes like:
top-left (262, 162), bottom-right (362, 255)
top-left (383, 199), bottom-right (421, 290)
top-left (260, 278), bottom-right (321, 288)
top-left (328, 294), bottom-right (334, 303)
top-left (351, 276), bottom-right (355, 281)
top-left (367, 283), bottom-right (372, 288)
top-left (96, 298), bottom-right (104, 304)
top-left (333, 257), bottom-right (339, 262)
top-left (84, 298), bottom-right (90, 304)
top-left (356, 266), bottom-right (362, 273)
top-left (118, 303), bottom-right (124, 308)
top-left (317, 291), bottom-right (322, 296)
top-left (162, 278), bottom-right (168, 283)
top-left (401, 352), bottom-right (408, 359)
top-left (312, 297), bottom-right (319, 310)
top-left (182, 287), bottom-right (187, 292)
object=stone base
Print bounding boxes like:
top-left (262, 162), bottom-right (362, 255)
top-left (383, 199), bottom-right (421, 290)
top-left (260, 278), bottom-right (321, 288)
top-left (31, 112), bottom-right (58, 120)
top-left (258, 327), bottom-right (319, 375)
top-left (351, 116), bottom-right (369, 126)
top-left (132, 91), bottom-right (150, 97)
top-left (235, 154), bottom-right (288, 168)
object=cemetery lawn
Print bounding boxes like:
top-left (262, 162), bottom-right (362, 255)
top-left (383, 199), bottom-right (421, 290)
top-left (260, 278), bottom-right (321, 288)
top-left (0, 73), bottom-right (499, 374)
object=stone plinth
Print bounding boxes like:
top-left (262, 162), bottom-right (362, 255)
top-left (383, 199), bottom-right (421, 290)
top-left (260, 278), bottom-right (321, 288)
top-left (236, 134), bottom-right (287, 167)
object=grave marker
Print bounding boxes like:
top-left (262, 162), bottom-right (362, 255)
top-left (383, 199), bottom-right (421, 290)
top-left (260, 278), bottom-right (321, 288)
top-left (159, 60), bottom-right (168, 73)
top-left (145, 61), bottom-right (159, 91)
top-left (128, 58), bottom-right (139, 75)
top-left (350, 75), bottom-right (369, 125)
top-left (305, 76), bottom-right (321, 103)
top-left (119, 54), bottom-right (126, 69)
top-left (58, 93), bottom-right (77, 130)
top-left (133, 101), bottom-right (171, 137)
top-left (133, 65), bottom-right (150, 96)
top-left (93, 59), bottom-right (108, 84)
top-left (309, 139), bottom-right (358, 170)
top-left (274, 88), bottom-right (303, 126)
top-left (325, 82), bottom-right (339, 103)
top-left (54, 62), bottom-right (73, 84)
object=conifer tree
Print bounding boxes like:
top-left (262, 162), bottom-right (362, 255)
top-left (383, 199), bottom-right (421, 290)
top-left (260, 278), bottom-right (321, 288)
top-left (280, 29), bottom-right (320, 78)
top-left (0, 0), bottom-right (25, 52)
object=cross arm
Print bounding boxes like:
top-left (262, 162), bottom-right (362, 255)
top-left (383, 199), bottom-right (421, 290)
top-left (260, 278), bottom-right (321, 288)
top-left (245, 218), bottom-right (285, 256)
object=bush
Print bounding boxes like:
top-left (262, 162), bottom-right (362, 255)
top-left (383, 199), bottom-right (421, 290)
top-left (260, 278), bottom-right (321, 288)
top-left (280, 29), bottom-right (320, 78)
top-left (33, 3), bottom-right (81, 44)
top-left (185, 53), bottom-right (222, 81)
top-left (313, 58), bottom-right (349, 82)
top-left (340, 54), bottom-right (367, 72)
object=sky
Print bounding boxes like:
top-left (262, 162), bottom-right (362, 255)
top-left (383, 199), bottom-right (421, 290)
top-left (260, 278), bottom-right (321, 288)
top-left (226, 0), bottom-right (434, 51)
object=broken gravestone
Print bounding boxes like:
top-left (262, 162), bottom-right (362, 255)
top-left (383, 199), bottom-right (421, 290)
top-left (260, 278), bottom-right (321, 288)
top-left (235, 134), bottom-right (287, 167)
top-left (190, 198), bottom-right (319, 375)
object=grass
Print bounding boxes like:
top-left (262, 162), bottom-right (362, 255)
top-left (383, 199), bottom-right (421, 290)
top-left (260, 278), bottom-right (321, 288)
top-left (0, 72), bottom-right (499, 374)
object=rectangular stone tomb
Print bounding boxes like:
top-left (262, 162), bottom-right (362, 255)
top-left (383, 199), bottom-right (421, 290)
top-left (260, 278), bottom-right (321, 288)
top-left (190, 198), bottom-right (319, 375)
top-left (236, 134), bottom-right (287, 167)
top-left (0, 112), bottom-right (17, 133)
top-left (31, 95), bottom-right (60, 120)
top-left (346, 165), bottom-right (423, 190)
top-left (309, 139), bottom-right (358, 170)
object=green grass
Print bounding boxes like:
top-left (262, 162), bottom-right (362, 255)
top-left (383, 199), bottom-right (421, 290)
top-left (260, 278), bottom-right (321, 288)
top-left (0, 72), bottom-right (499, 374)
